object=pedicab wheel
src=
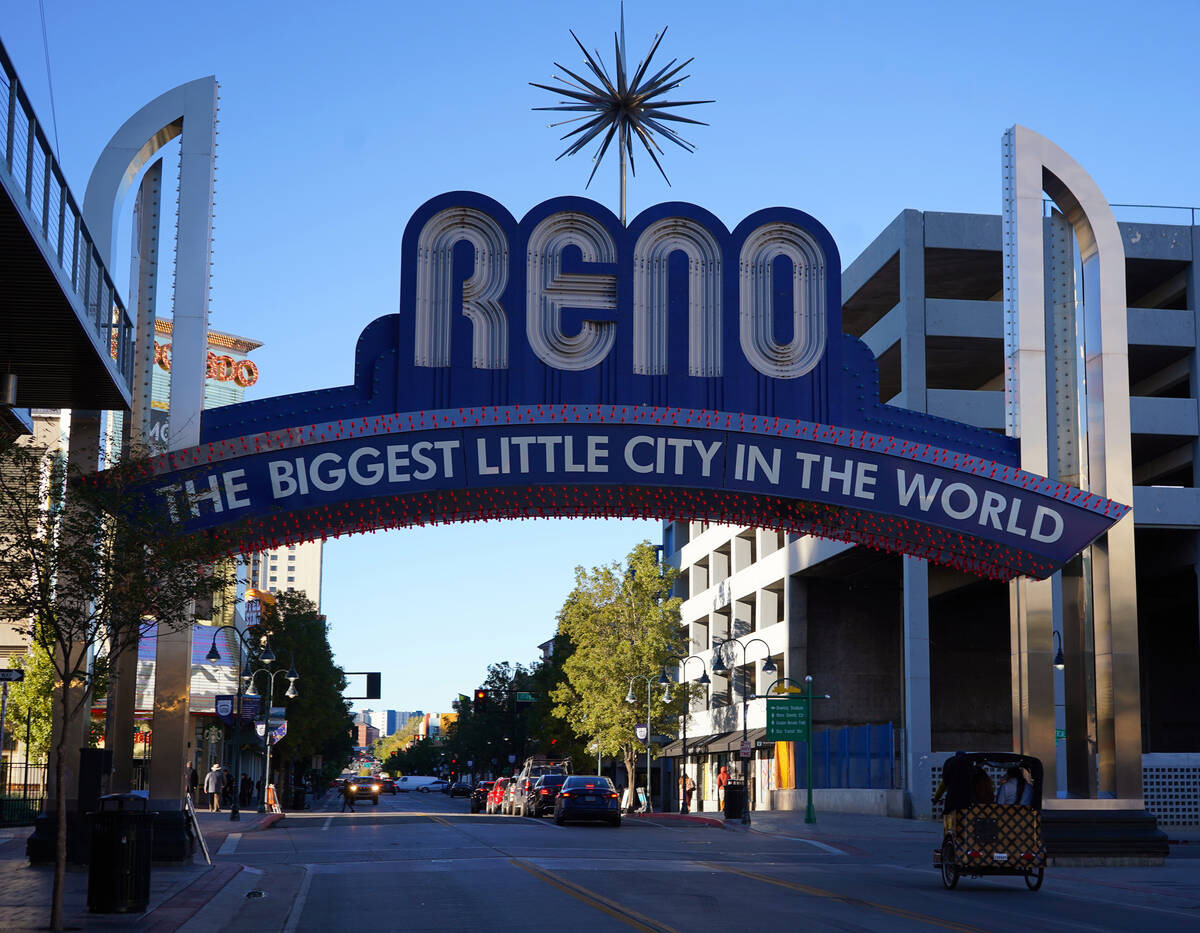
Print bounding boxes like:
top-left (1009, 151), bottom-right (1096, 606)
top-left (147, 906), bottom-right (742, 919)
top-left (1023, 867), bottom-right (1044, 891)
top-left (940, 840), bottom-right (959, 890)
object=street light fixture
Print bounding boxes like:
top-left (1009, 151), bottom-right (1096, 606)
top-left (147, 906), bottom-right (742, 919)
top-left (1052, 631), bottom-right (1066, 671)
top-left (626, 673), bottom-right (671, 813)
top-left (664, 654), bottom-right (710, 813)
top-left (204, 625), bottom-right (275, 821)
top-left (712, 636), bottom-right (775, 825)
top-left (245, 654), bottom-right (299, 814)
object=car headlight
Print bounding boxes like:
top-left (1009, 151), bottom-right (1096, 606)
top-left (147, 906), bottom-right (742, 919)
top-left (372, 785), bottom-right (380, 792)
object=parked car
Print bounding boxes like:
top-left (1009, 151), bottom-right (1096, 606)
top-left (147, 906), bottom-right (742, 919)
top-left (487, 777), bottom-right (511, 814)
top-left (509, 756), bottom-right (571, 817)
top-left (418, 779), bottom-right (449, 794)
top-left (553, 775), bottom-right (620, 826)
top-left (528, 773), bottom-right (568, 817)
top-left (447, 782), bottom-right (472, 798)
top-left (346, 777), bottom-right (381, 806)
top-left (471, 780), bottom-right (495, 814)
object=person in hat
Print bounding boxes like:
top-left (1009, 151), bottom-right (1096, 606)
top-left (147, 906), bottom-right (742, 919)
top-left (204, 763), bottom-right (225, 812)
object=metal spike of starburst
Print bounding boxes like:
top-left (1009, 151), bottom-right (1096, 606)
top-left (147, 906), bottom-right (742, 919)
top-left (531, 3), bottom-right (713, 225)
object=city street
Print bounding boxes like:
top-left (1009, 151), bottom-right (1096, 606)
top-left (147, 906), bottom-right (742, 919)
top-left (174, 791), bottom-right (1200, 932)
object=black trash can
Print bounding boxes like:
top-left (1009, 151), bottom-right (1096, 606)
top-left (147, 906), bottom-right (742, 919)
top-left (87, 794), bottom-right (154, 913)
top-left (290, 784), bottom-right (307, 810)
top-left (723, 782), bottom-right (746, 820)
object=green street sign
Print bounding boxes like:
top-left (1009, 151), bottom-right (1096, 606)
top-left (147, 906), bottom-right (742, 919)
top-left (766, 697), bottom-right (810, 741)
top-left (515, 692), bottom-right (535, 704)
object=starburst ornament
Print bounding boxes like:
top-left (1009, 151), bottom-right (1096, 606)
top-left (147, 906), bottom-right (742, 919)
top-left (532, 4), bottom-right (713, 225)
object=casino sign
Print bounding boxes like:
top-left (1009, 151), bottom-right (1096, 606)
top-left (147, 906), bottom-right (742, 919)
top-left (119, 192), bottom-right (1129, 581)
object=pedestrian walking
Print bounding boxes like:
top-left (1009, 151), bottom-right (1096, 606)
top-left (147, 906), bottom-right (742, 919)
top-left (341, 779), bottom-right (356, 812)
top-left (186, 762), bottom-right (199, 806)
top-left (240, 773), bottom-right (252, 806)
top-left (685, 774), bottom-right (696, 810)
top-left (716, 764), bottom-right (729, 810)
top-left (204, 763), bottom-right (225, 812)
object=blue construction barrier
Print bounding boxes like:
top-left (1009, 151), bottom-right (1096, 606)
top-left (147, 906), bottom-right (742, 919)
top-left (794, 723), bottom-right (895, 789)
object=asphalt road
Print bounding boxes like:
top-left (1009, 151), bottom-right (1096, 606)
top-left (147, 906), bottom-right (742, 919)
top-left (181, 790), bottom-right (1200, 932)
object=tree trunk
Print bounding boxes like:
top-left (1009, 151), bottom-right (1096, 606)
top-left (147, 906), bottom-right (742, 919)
top-left (622, 748), bottom-right (637, 811)
top-left (51, 699), bottom-right (68, 931)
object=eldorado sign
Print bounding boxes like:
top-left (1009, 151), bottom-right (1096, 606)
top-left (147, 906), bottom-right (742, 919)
top-left (123, 193), bottom-right (1128, 581)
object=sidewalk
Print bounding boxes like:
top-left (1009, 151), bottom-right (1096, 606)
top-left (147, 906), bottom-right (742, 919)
top-left (0, 808), bottom-right (284, 932)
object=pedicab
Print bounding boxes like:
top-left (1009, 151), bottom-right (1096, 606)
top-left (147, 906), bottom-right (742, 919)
top-left (932, 752), bottom-right (1046, 891)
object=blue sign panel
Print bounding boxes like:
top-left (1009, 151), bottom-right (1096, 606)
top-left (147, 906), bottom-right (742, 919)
top-left (113, 194), bottom-right (1130, 581)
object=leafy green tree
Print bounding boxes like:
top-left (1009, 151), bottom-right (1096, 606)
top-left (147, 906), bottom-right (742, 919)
top-left (551, 541), bottom-right (691, 792)
top-left (248, 591), bottom-right (354, 788)
top-left (5, 643), bottom-right (54, 760)
top-left (0, 441), bottom-right (232, 932)
top-left (372, 713), bottom-right (422, 763)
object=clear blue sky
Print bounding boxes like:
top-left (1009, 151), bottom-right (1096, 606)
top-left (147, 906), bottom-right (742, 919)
top-left (5, 0), bottom-right (1200, 717)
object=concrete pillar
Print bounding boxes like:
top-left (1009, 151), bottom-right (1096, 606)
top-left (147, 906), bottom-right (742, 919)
top-left (902, 557), bottom-right (933, 817)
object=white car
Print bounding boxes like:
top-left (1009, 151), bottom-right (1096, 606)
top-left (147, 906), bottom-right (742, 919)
top-left (418, 779), bottom-right (449, 794)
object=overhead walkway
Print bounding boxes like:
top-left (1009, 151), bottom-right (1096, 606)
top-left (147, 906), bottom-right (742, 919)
top-left (0, 38), bottom-right (132, 423)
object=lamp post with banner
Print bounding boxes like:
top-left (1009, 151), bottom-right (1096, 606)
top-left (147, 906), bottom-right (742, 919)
top-left (626, 672), bottom-right (672, 813)
top-left (246, 657), bottom-right (298, 813)
top-left (663, 656), bottom-right (710, 813)
top-left (204, 622), bottom-right (270, 821)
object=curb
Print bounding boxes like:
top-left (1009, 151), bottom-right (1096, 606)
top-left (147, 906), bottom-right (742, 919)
top-left (626, 812), bottom-right (730, 829)
top-left (247, 812), bottom-right (285, 832)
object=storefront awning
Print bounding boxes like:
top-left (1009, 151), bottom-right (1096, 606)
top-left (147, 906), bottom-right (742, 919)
top-left (711, 728), bottom-right (769, 753)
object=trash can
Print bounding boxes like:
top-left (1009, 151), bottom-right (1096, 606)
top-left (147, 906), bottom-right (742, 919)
top-left (290, 784), bottom-right (307, 810)
top-left (87, 794), bottom-right (154, 913)
top-left (723, 782), bottom-right (746, 820)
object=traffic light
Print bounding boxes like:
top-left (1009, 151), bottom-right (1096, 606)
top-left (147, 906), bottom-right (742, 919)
top-left (473, 689), bottom-right (488, 713)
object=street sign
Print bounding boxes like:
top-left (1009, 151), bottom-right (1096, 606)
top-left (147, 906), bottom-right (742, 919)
top-left (766, 697), bottom-right (810, 741)
top-left (739, 740), bottom-right (752, 758)
top-left (0, 670), bottom-right (24, 682)
top-left (515, 691), bottom-right (535, 704)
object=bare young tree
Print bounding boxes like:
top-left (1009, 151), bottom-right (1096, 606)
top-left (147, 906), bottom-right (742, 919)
top-left (0, 441), bottom-right (231, 931)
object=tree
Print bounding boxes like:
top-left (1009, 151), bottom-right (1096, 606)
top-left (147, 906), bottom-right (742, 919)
top-left (372, 714), bottom-right (422, 764)
top-left (248, 592), bottom-right (354, 787)
top-left (550, 541), bottom-right (691, 796)
top-left (4, 643), bottom-right (54, 761)
top-left (0, 441), bottom-right (231, 932)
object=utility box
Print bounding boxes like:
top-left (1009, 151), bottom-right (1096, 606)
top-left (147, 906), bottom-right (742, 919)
top-left (87, 794), bottom-right (154, 913)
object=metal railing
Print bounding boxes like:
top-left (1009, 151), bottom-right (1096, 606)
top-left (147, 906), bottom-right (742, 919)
top-left (0, 38), bottom-right (134, 386)
top-left (1045, 197), bottom-right (1200, 227)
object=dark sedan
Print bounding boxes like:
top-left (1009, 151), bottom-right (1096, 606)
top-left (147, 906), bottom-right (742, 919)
top-left (447, 782), bottom-right (472, 798)
top-left (528, 773), bottom-right (568, 817)
top-left (553, 775), bottom-right (620, 826)
top-left (470, 780), bottom-right (495, 813)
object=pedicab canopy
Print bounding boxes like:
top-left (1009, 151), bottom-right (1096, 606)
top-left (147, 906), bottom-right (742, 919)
top-left (113, 193), bottom-right (1128, 581)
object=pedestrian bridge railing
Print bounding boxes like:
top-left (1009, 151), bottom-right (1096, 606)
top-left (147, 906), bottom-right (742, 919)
top-left (0, 39), bottom-right (134, 386)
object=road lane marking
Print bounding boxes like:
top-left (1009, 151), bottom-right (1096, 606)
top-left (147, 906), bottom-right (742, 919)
top-left (321, 816), bottom-right (332, 831)
top-left (699, 862), bottom-right (988, 932)
top-left (217, 833), bottom-right (241, 855)
top-left (509, 858), bottom-right (682, 933)
top-left (281, 865), bottom-right (313, 933)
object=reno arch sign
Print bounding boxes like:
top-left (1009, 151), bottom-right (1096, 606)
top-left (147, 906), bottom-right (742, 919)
top-left (129, 192), bottom-right (1128, 581)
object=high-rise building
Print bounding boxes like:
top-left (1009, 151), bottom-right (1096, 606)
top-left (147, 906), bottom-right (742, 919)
top-left (247, 539), bottom-right (324, 609)
top-left (665, 204), bottom-right (1200, 830)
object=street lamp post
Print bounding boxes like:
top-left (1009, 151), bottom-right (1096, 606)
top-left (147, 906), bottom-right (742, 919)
top-left (626, 672), bottom-right (671, 813)
top-left (664, 655), bottom-right (710, 814)
top-left (712, 636), bottom-right (776, 825)
top-left (204, 625), bottom-right (269, 822)
top-left (245, 656), bottom-right (299, 813)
